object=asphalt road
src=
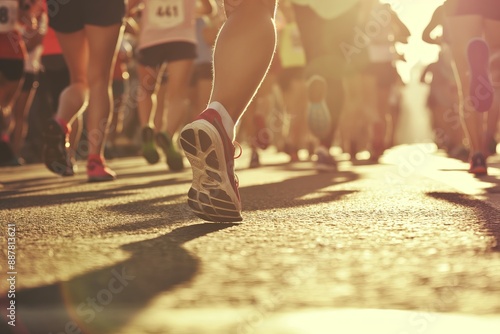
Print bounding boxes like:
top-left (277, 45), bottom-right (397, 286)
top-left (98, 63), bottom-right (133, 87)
top-left (0, 145), bottom-right (499, 334)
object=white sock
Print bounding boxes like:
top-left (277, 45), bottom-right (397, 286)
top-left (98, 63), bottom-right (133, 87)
top-left (208, 101), bottom-right (235, 141)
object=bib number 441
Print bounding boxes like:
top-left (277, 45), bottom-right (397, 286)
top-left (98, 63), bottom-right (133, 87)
top-left (149, 0), bottom-right (185, 29)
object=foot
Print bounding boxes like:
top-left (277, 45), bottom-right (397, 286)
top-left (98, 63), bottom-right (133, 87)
top-left (141, 126), bottom-right (160, 164)
top-left (306, 76), bottom-right (332, 141)
top-left (155, 132), bottom-right (184, 172)
top-left (42, 119), bottom-right (74, 176)
top-left (468, 38), bottom-right (493, 112)
top-left (468, 153), bottom-right (487, 176)
top-left (87, 157), bottom-right (117, 182)
top-left (179, 108), bottom-right (242, 222)
top-left (315, 146), bottom-right (337, 172)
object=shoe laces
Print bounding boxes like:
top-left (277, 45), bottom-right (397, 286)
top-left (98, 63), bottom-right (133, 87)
top-left (231, 141), bottom-right (242, 189)
top-left (233, 141), bottom-right (242, 159)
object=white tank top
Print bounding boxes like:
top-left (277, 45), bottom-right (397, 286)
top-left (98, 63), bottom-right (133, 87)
top-left (0, 0), bottom-right (18, 33)
top-left (138, 0), bottom-right (197, 50)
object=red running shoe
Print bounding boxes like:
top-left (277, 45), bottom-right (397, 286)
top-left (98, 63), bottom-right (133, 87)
top-left (179, 109), bottom-right (242, 222)
top-left (87, 157), bottom-right (117, 182)
top-left (468, 153), bottom-right (487, 176)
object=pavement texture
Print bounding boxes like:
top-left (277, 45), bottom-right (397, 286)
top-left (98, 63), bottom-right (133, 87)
top-left (0, 144), bottom-right (499, 334)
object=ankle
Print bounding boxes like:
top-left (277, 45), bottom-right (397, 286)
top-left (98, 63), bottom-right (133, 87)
top-left (88, 154), bottom-right (104, 164)
top-left (55, 117), bottom-right (71, 135)
top-left (207, 102), bottom-right (235, 140)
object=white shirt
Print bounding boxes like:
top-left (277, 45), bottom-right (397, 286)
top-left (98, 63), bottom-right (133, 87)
top-left (289, 0), bottom-right (360, 20)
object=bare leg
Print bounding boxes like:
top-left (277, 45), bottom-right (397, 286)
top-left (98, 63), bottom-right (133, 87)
top-left (84, 24), bottom-right (124, 156)
top-left (136, 63), bottom-right (162, 128)
top-left (155, 80), bottom-right (167, 131)
top-left (485, 19), bottom-right (500, 155)
top-left (210, 0), bottom-right (277, 122)
top-left (445, 16), bottom-right (485, 157)
top-left (54, 30), bottom-right (89, 123)
top-left (165, 59), bottom-right (193, 136)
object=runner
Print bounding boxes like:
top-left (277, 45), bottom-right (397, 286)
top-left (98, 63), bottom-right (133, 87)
top-left (130, 0), bottom-right (213, 172)
top-left (179, 0), bottom-right (278, 222)
top-left (444, 0), bottom-right (500, 175)
top-left (0, 0), bottom-right (41, 165)
top-left (42, 0), bottom-right (126, 181)
top-left (290, 0), bottom-right (364, 171)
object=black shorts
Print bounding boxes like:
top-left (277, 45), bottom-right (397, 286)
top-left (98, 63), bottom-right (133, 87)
top-left (48, 0), bottom-right (126, 33)
top-left (0, 59), bottom-right (24, 81)
top-left (445, 0), bottom-right (500, 21)
top-left (137, 42), bottom-right (197, 68)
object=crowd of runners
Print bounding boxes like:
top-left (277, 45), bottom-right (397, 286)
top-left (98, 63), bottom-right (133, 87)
top-left (0, 0), bottom-right (499, 221)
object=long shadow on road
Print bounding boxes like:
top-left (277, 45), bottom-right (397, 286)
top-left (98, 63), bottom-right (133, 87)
top-left (0, 223), bottom-right (237, 334)
top-left (240, 170), bottom-right (359, 212)
top-left (427, 192), bottom-right (500, 252)
top-left (0, 176), bottom-right (190, 211)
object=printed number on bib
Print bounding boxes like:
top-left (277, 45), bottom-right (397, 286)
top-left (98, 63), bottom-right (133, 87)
top-left (0, 1), bottom-right (17, 33)
top-left (149, 0), bottom-right (185, 29)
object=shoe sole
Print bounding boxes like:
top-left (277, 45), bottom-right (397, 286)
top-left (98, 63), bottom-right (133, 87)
top-left (43, 136), bottom-right (74, 176)
top-left (179, 120), bottom-right (242, 222)
top-left (468, 38), bottom-right (493, 112)
top-left (468, 167), bottom-right (488, 176)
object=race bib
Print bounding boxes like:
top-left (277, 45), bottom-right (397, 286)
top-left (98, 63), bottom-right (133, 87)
top-left (0, 0), bottom-right (17, 33)
top-left (148, 0), bottom-right (185, 29)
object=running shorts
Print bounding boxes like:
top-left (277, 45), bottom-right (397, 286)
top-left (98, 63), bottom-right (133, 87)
top-left (48, 0), bottom-right (126, 33)
top-left (137, 41), bottom-right (196, 68)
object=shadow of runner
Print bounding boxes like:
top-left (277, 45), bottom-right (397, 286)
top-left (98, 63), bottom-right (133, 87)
top-left (427, 192), bottom-right (500, 252)
top-left (0, 177), bottom-right (190, 210)
top-left (240, 170), bottom-right (359, 211)
top-left (0, 223), bottom-right (237, 334)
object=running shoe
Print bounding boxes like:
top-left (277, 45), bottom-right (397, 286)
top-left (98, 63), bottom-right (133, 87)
top-left (141, 126), bottom-right (160, 164)
top-left (42, 119), bottom-right (74, 176)
top-left (468, 153), bottom-right (487, 176)
top-left (179, 109), bottom-right (242, 222)
top-left (315, 146), bottom-right (337, 172)
top-left (87, 157), bottom-right (117, 182)
top-left (156, 132), bottom-right (184, 172)
top-left (468, 38), bottom-right (493, 112)
top-left (306, 75), bottom-right (332, 141)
